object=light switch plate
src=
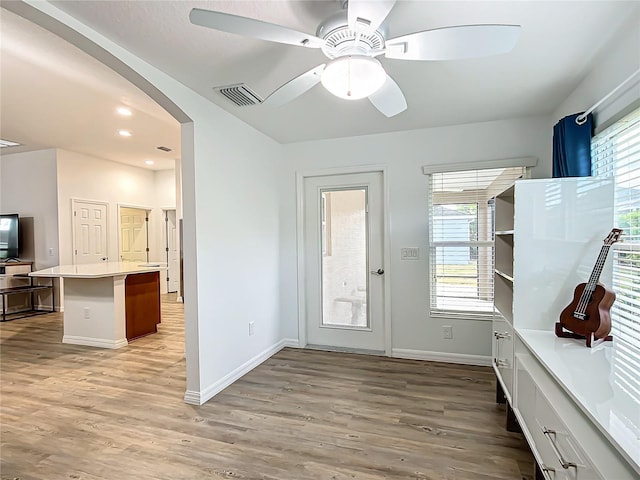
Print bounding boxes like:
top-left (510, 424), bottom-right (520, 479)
top-left (401, 247), bottom-right (419, 260)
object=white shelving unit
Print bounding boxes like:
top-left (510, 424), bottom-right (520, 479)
top-left (0, 262), bottom-right (33, 316)
top-left (493, 177), bottom-right (638, 479)
top-left (492, 184), bottom-right (515, 403)
top-left (0, 262), bottom-right (55, 321)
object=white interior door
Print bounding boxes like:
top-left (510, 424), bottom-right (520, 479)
top-left (119, 207), bottom-right (148, 262)
top-left (304, 172), bottom-right (385, 352)
top-left (166, 210), bottom-right (179, 293)
top-left (72, 200), bottom-right (108, 265)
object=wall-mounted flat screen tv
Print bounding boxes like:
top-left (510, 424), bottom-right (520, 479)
top-left (0, 214), bottom-right (19, 260)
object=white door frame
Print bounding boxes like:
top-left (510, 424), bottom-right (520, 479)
top-left (296, 165), bottom-right (392, 355)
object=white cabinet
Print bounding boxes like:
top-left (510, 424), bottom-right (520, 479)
top-left (512, 178), bottom-right (615, 332)
top-left (492, 185), bottom-right (515, 401)
top-left (493, 178), bottom-right (614, 382)
top-left (492, 315), bottom-right (514, 402)
top-left (492, 178), bottom-right (639, 477)
top-left (514, 333), bottom-right (638, 479)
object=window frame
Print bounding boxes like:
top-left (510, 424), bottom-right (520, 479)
top-left (425, 162), bottom-right (533, 321)
top-left (591, 107), bottom-right (640, 347)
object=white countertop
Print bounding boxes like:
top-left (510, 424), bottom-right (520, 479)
top-left (517, 328), bottom-right (640, 474)
top-left (30, 262), bottom-right (167, 279)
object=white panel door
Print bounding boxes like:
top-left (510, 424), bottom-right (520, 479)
top-left (72, 200), bottom-right (108, 265)
top-left (304, 172), bottom-right (385, 352)
top-left (119, 207), bottom-right (148, 263)
top-left (166, 210), bottom-right (179, 293)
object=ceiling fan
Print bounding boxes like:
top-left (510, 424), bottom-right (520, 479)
top-left (189, 0), bottom-right (520, 117)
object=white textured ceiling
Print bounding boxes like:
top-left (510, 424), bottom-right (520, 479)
top-left (0, 8), bottom-right (180, 171)
top-left (1, 1), bottom-right (639, 167)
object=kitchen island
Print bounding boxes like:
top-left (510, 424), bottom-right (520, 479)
top-left (30, 263), bottom-right (166, 349)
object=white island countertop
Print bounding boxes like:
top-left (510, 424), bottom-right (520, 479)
top-left (30, 262), bottom-right (167, 279)
top-left (516, 328), bottom-right (640, 475)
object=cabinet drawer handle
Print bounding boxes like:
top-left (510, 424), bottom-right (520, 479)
top-left (540, 465), bottom-right (556, 480)
top-left (543, 428), bottom-right (577, 470)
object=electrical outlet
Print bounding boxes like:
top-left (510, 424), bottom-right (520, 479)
top-left (443, 325), bottom-right (453, 339)
top-left (248, 321), bottom-right (255, 336)
top-left (83, 307), bottom-right (90, 319)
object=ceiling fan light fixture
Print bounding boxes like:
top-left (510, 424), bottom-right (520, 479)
top-left (321, 55), bottom-right (386, 100)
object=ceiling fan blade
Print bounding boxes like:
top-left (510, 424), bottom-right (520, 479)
top-left (264, 64), bottom-right (326, 107)
top-left (368, 74), bottom-right (407, 117)
top-left (348, 0), bottom-right (397, 34)
top-left (385, 24), bottom-right (521, 61)
top-left (189, 8), bottom-right (325, 48)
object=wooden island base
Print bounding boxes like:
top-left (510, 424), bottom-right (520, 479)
top-left (126, 271), bottom-right (161, 341)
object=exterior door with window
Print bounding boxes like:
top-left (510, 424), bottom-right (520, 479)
top-left (304, 172), bottom-right (385, 352)
top-left (72, 200), bottom-right (108, 265)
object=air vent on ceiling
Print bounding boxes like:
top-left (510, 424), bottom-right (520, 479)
top-left (156, 146), bottom-right (172, 152)
top-left (215, 84), bottom-right (263, 106)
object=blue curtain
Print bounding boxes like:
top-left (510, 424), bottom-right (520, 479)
top-left (552, 112), bottom-right (593, 178)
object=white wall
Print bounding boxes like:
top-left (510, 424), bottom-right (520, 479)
top-left (187, 114), bottom-right (282, 400)
top-left (279, 9), bottom-right (639, 362)
top-left (551, 10), bottom-right (640, 131)
top-left (0, 149), bottom-right (59, 270)
top-left (56, 149), bottom-right (160, 266)
top-left (281, 116), bottom-right (550, 359)
top-left (155, 169), bottom-right (176, 209)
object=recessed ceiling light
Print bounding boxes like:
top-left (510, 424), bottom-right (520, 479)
top-left (145, 160), bottom-right (155, 165)
top-left (118, 130), bottom-right (132, 137)
top-left (116, 106), bottom-right (132, 116)
top-left (0, 139), bottom-right (21, 148)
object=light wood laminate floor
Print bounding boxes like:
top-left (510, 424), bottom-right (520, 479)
top-left (1, 295), bottom-right (534, 479)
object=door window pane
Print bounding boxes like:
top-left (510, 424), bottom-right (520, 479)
top-left (321, 189), bottom-right (368, 327)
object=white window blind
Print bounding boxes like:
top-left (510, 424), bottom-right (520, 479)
top-left (428, 167), bottom-right (525, 320)
top-left (592, 107), bottom-right (640, 347)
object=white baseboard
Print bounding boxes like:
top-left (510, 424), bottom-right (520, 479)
top-left (184, 338), bottom-right (295, 405)
top-left (32, 303), bottom-right (61, 312)
top-left (392, 348), bottom-right (491, 366)
top-left (183, 390), bottom-right (201, 405)
top-left (63, 335), bottom-right (128, 349)
top-left (281, 338), bottom-right (300, 348)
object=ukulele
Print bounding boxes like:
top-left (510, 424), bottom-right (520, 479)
top-left (555, 228), bottom-right (623, 347)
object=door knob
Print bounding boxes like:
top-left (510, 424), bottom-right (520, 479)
top-left (370, 268), bottom-right (384, 276)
